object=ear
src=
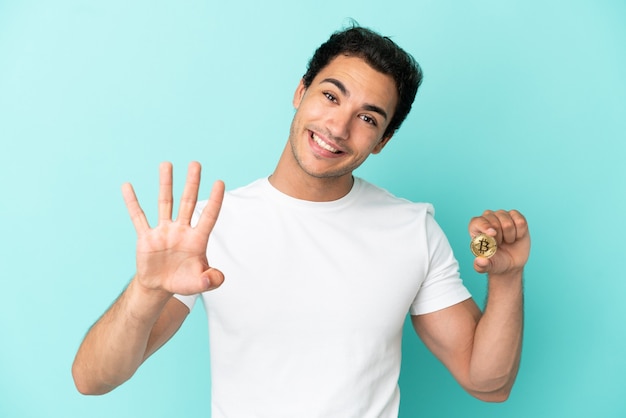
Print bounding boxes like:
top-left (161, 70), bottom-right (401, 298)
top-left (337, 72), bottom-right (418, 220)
top-left (371, 132), bottom-right (394, 154)
top-left (293, 79), bottom-right (307, 109)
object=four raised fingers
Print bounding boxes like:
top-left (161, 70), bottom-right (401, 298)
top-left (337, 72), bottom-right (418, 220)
top-left (123, 162), bottom-right (223, 235)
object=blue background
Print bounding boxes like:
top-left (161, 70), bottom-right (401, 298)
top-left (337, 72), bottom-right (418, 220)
top-left (1, 1), bottom-right (625, 417)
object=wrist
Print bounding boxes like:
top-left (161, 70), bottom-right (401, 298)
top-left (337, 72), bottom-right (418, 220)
top-left (132, 274), bottom-right (173, 298)
top-left (488, 268), bottom-right (524, 282)
top-left (486, 269), bottom-right (524, 296)
top-left (125, 276), bottom-right (173, 323)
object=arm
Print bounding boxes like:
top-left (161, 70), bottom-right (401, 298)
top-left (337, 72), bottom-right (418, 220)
top-left (72, 284), bottom-right (189, 395)
top-left (72, 162), bottom-right (225, 395)
top-left (412, 210), bottom-right (529, 402)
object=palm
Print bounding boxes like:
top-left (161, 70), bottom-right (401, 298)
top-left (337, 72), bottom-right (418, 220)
top-left (122, 162), bottom-right (225, 295)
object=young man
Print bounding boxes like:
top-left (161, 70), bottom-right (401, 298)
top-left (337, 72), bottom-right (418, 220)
top-left (72, 27), bottom-right (530, 417)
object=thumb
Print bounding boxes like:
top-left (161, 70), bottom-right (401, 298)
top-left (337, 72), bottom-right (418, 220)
top-left (473, 256), bottom-right (492, 274)
top-left (201, 267), bottom-right (225, 291)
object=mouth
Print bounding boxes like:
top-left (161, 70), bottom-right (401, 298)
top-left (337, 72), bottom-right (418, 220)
top-left (311, 131), bottom-right (342, 154)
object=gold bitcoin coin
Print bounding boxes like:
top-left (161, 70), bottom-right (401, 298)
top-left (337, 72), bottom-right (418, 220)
top-left (470, 234), bottom-right (497, 258)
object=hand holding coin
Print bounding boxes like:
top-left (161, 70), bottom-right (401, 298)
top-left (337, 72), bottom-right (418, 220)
top-left (469, 209), bottom-right (530, 276)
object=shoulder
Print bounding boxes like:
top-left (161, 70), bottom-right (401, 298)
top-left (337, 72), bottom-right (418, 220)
top-left (196, 178), bottom-right (267, 208)
top-left (354, 177), bottom-right (434, 217)
top-left (192, 178), bottom-right (268, 224)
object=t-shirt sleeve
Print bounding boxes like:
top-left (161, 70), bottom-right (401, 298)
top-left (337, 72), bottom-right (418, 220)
top-left (409, 212), bottom-right (471, 315)
top-left (174, 293), bottom-right (199, 311)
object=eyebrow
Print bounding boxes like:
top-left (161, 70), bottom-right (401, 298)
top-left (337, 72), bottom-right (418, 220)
top-left (320, 77), bottom-right (389, 121)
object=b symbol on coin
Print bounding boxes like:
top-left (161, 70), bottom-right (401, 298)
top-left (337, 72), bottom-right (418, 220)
top-left (470, 234), bottom-right (497, 258)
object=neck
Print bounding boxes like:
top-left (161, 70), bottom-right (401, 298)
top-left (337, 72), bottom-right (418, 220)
top-left (269, 145), bottom-right (355, 202)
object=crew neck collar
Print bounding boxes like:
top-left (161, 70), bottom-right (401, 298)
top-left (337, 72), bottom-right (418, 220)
top-left (261, 176), bottom-right (363, 209)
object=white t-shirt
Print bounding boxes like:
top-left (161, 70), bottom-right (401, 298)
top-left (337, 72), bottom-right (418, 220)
top-left (176, 177), bottom-right (471, 417)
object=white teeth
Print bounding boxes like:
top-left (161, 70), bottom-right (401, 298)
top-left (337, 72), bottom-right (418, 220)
top-left (312, 133), bottom-right (339, 153)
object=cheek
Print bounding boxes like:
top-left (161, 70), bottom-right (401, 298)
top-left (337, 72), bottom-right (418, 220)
top-left (304, 101), bottom-right (329, 120)
top-left (352, 127), bottom-right (385, 150)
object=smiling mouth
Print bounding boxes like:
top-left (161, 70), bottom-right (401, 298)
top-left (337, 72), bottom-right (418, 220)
top-left (311, 132), bottom-right (341, 154)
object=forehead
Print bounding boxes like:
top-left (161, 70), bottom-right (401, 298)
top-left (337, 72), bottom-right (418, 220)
top-left (312, 55), bottom-right (398, 113)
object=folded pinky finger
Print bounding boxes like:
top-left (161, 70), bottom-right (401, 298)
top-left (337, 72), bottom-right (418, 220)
top-left (510, 210), bottom-right (529, 239)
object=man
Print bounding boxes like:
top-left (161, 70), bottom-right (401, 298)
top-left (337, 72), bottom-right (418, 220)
top-left (72, 26), bottom-right (530, 417)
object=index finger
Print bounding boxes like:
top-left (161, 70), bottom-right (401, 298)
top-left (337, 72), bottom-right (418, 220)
top-left (194, 180), bottom-right (225, 237)
top-left (468, 212), bottom-right (498, 239)
top-left (122, 182), bottom-right (150, 234)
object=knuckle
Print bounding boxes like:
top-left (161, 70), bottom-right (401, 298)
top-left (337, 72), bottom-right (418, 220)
top-left (500, 218), bottom-right (515, 230)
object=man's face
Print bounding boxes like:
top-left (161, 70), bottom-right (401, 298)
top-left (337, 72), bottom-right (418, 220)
top-left (287, 55), bottom-right (398, 182)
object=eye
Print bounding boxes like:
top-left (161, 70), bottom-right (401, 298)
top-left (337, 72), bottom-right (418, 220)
top-left (360, 114), bottom-right (378, 126)
top-left (323, 92), bottom-right (338, 103)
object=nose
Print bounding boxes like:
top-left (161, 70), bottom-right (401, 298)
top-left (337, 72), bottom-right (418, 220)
top-left (325, 107), bottom-right (351, 141)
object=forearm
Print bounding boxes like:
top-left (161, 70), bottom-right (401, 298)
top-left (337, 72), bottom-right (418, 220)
top-left (468, 270), bottom-right (524, 400)
top-left (72, 277), bottom-right (173, 395)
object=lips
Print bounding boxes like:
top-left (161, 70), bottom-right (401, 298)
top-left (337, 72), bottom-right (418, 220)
top-left (311, 131), bottom-right (342, 154)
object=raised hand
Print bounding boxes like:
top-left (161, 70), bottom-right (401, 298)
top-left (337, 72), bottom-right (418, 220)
top-left (469, 210), bottom-right (530, 277)
top-left (121, 161), bottom-right (225, 295)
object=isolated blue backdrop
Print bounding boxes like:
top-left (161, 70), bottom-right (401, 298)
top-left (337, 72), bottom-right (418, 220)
top-left (1, 1), bottom-right (625, 417)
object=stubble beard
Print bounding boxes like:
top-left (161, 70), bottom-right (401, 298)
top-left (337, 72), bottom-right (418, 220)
top-left (288, 123), bottom-right (358, 181)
